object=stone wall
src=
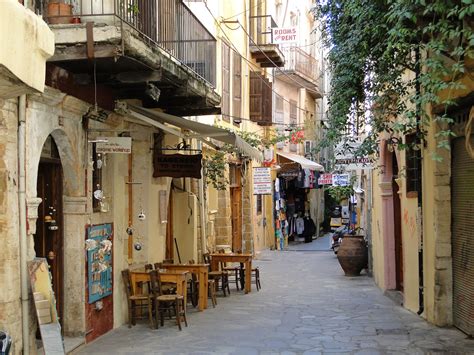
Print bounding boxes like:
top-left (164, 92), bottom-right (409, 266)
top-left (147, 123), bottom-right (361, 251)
top-left (0, 97), bottom-right (22, 353)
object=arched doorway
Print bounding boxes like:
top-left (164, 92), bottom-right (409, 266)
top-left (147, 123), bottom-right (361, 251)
top-left (34, 135), bottom-right (64, 324)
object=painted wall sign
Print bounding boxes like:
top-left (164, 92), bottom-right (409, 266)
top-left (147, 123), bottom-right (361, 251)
top-left (272, 27), bottom-right (298, 44)
top-left (153, 153), bottom-right (202, 178)
top-left (253, 167), bottom-right (272, 195)
top-left (332, 174), bottom-right (350, 187)
top-left (96, 137), bottom-right (132, 154)
top-left (86, 223), bottom-right (113, 304)
top-left (318, 173), bottom-right (333, 185)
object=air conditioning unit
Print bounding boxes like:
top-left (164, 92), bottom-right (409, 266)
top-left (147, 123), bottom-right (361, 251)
top-left (304, 140), bottom-right (314, 155)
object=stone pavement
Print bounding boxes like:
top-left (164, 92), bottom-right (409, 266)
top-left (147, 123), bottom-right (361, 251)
top-left (76, 235), bottom-right (473, 354)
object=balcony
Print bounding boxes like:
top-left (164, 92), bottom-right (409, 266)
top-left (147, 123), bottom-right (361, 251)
top-left (249, 15), bottom-right (284, 68)
top-left (39, 0), bottom-right (219, 116)
top-left (276, 47), bottom-right (322, 98)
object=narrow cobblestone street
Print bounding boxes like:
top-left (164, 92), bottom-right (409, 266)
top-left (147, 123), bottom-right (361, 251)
top-left (77, 236), bottom-right (473, 355)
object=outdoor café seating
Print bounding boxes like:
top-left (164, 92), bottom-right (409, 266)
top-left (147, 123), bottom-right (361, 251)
top-left (149, 269), bottom-right (187, 330)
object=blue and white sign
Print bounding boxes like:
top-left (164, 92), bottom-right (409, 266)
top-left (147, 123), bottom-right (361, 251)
top-left (332, 174), bottom-right (350, 187)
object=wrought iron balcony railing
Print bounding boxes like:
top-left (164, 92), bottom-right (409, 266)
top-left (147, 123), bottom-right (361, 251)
top-left (249, 14), bottom-right (277, 46)
top-left (42, 0), bottom-right (216, 86)
top-left (279, 46), bottom-right (319, 85)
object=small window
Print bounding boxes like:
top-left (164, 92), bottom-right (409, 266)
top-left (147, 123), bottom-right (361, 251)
top-left (256, 194), bottom-right (262, 214)
top-left (405, 134), bottom-right (421, 197)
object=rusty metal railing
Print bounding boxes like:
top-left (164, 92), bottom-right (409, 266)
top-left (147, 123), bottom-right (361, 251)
top-left (41, 0), bottom-right (216, 87)
top-left (249, 15), bottom-right (277, 46)
top-left (279, 46), bottom-right (319, 85)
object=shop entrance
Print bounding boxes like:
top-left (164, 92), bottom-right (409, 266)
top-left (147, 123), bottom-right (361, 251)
top-left (34, 136), bottom-right (64, 325)
top-left (392, 153), bottom-right (403, 292)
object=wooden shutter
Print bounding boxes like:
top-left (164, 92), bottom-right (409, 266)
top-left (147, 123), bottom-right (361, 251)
top-left (250, 71), bottom-right (263, 122)
top-left (232, 51), bottom-right (242, 125)
top-left (249, 71), bottom-right (273, 126)
top-left (221, 42), bottom-right (230, 121)
top-left (290, 100), bottom-right (297, 125)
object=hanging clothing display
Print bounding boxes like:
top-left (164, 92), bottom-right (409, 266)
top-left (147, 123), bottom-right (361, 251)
top-left (273, 166), bottom-right (320, 248)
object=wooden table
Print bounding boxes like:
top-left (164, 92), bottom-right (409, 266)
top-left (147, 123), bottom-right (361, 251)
top-left (209, 253), bottom-right (253, 294)
top-left (162, 264), bottom-right (209, 311)
top-left (129, 269), bottom-right (188, 307)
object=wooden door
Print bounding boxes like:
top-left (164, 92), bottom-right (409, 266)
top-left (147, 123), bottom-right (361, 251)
top-left (392, 153), bottom-right (403, 291)
top-left (35, 161), bottom-right (64, 323)
top-left (231, 187), bottom-right (242, 252)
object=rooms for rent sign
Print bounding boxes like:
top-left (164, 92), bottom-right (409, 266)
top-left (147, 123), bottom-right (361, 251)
top-left (272, 27), bottom-right (298, 45)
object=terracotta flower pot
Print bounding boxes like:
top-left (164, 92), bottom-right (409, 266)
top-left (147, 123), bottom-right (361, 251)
top-left (47, 2), bottom-right (73, 24)
top-left (336, 235), bottom-right (368, 276)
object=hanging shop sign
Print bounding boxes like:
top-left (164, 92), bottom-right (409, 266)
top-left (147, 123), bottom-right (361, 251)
top-left (279, 170), bottom-right (299, 179)
top-left (153, 153), bottom-right (202, 178)
top-left (334, 141), bottom-right (373, 170)
top-left (253, 167), bottom-right (272, 195)
top-left (272, 27), bottom-right (298, 45)
top-left (96, 137), bottom-right (132, 154)
top-left (332, 174), bottom-right (350, 187)
top-left (317, 173), bottom-right (333, 185)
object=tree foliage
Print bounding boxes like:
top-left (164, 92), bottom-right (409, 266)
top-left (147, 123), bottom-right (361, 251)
top-left (313, 0), bottom-right (474, 160)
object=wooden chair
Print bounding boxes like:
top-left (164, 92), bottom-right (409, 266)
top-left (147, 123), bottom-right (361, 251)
top-left (231, 250), bottom-right (261, 291)
top-left (203, 253), bottom-right (230, 297)
top-left (188, 260), bottom-right (217, 308)
top-left (149, 270), bottom-right (187, 330)
top-left (219, 249), bottom-right (242, 291)
top-left (153, 262), bottom-right (176, 294)
top-left (121, 269), bottom-right (153, 328)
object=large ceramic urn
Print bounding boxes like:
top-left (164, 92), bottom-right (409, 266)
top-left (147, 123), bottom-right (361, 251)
top-left (336, 235), bottom-right (368, 276)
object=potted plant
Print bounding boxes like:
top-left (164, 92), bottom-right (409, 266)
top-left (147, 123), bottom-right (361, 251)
top-left (47, 0), bottom-right (73, 24)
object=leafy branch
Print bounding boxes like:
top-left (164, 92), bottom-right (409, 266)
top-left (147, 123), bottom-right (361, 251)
top-left (313, 0), bottom-right (474, 160)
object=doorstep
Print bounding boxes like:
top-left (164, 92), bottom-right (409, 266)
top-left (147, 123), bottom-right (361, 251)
top-left (64, 336), bottom-right (85, 354)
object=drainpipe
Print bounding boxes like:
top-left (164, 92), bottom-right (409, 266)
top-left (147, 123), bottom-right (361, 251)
top-left (197, 140), bottom-right (207, 261)
top-left (18, 94), bottom-right (30, 354)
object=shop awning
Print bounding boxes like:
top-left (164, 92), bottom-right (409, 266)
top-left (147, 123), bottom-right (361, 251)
top-left (116, 102), bottom-right (263, 162)
top-left (277, 151), bottom-right (324, 171)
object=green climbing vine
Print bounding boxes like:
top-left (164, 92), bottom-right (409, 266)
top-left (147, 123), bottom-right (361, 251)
top-left (203, 126), bottom-right (305, 190)
top-left (313, 0), bottom-right (474, 160)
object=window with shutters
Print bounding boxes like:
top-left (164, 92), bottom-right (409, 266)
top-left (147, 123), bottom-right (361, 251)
top-left (232, 51), bottom-right (242, 126)
top-left (221, 42), bottom-right (231, 121)
top-left (290, 100), bottom-right (297, 125)
top-left (405, 133), bottom-right (421, 197)
top-left (249, 71), bottom-right (273, 126)
top-left (275, 96), bottom-right (284, 124)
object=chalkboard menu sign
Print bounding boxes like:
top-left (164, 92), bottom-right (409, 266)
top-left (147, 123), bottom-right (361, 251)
top-left (86, 224), bottom-right (113, 304)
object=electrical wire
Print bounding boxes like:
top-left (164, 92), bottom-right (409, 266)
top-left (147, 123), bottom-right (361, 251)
top-left (203, 0), bottom-right (321, 118)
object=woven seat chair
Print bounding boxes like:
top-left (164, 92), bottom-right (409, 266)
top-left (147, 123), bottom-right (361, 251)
top-left (149, 269), bottom-right (187, 330)
top-left (203, 253), bottom-right (230, 297)
top-left (121, 269), bottom-right (153, 328)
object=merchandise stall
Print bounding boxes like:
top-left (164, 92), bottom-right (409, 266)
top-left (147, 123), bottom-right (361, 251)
top-left (274, 152), bottom-right (324, 249)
